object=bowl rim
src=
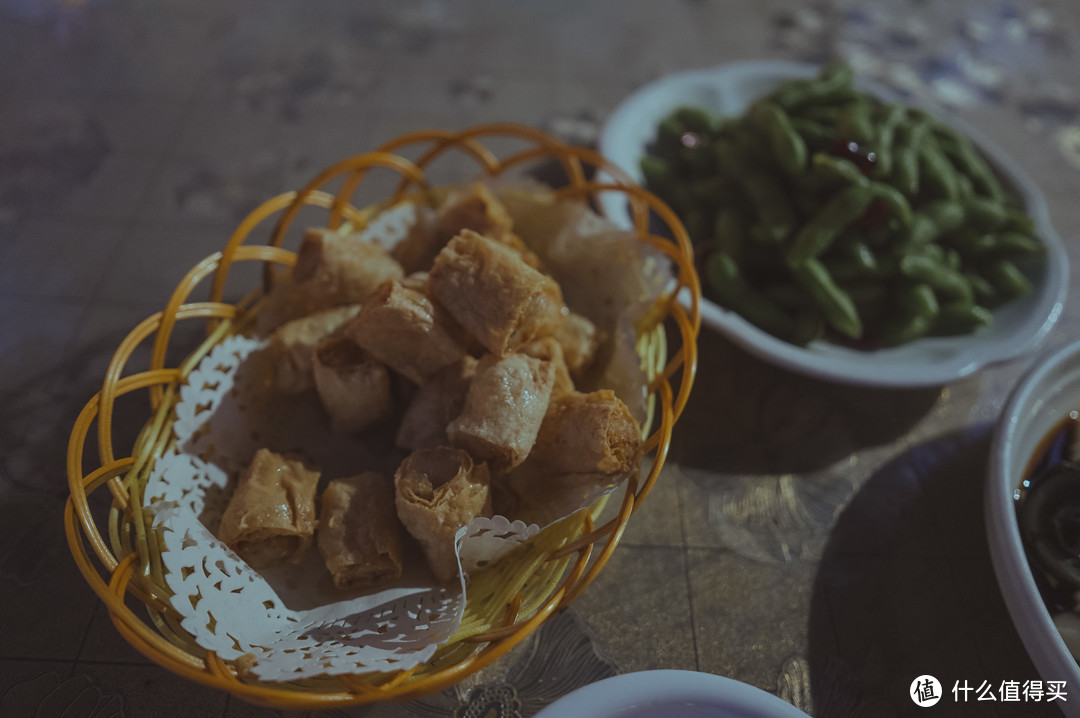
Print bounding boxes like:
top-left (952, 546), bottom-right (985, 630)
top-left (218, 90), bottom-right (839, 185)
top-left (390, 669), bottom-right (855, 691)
top-left (533, 669), bottom-right (811, 718)
top-left (987, 336), bottom-right (1080, 694)
top-left (598, 59), bottom-right (1069, 388)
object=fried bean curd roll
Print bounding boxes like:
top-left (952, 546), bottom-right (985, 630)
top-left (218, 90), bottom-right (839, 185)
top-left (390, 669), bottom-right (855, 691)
top-left (257, 229), bottom-right (404, 332)
top-left (447, 353), bottom-right (556, 472)
top-left (529, 389), bottom-right (641, 476)
top-left (519, 337), bottom-right (575, 399)
top-left (395, 356), bottom-right (478, 451)
top-left (393, 183), bottom-right (538, 273)
top-left (496, 390), bottom-right (642, 525)
top-left (344, 280), bottom-right (468, 385)
top-left (394, 447), bottom-right (492, 583)
top-left (268, 304), bottom-right (363, 393)
top-left (428, 230), bottom-right (564, 356)
top-left (317, 472), bottom-right (403, 589)
top-left (217, 449), bottom-right (321, 569)
top-left (312, 336), bottom-right (393, 434)
top-left (551, 310), bottom-right (603, 382)
top-left (292, 227), bottom-right (405, 305)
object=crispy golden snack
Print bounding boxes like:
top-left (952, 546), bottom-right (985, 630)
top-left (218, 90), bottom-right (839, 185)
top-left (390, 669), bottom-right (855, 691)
top-left (258, 228), bottom-right (404, 331)
top-left (344, 280), bottom-right (468, 385)
top-left (447, 353), bottom-right (556, 472)
top-left (396, 356), bottom-right (478, 451)
top-left (268, 304), bottom-right (363, 394)
top-left (217, 449), bottom-right (321, 569)
top-left (518, 337), bottom-right (575, 398)
top-left (551, 310), bottom-right (603, 382)
top-left (428, 230), bottom-right (564, 356)
top-left (317, 473), bottom-right (403, 589)
top-left (393, 183), bottom-right (539, 273)
top-left (496, 390), bottom-right (641, 525)
top-left (394, 447), bottom-right (492, 583)
top-left (312, 336), bottom-right (394, 434)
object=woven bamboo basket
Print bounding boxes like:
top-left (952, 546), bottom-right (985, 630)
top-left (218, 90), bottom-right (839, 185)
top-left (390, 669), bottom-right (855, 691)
top-left (64, 123), bottom-right (700, 709)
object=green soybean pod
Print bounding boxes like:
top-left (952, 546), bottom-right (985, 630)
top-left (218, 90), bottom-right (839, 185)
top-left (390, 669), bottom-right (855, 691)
top-left (714, 207), bottom-right (750, 259)
top-left (877, 312), bottom-right (932, 346)
top-left (891, 119), bottom-right (929, 197)
top-left (964, 272), bottom-right (998, 305)
top-left (811, 153), bottom-right (868, 187)
top-left (894, 283), bottom-right (940, 320)
top-left (772, 62), bottom-right (855, 111)
top-left (973, 231), bottom-right (1046, 260)
top-left (836, 99), bottom-right (875, 145)
top-left (932, 301), bottom-right (994, 335)
top-left (868, 181), bottom-right (914, 226)
top-left (752, 101), bottom-right (808, 175)
top-left (789, 257), bottom-right (863, 339)
top-left (961, 195), bottom-right (1010, 230)
top-left (716, 142), bottom-right (799, 243)
top-left (786, 183), bottom-right (876, 264)
top-left (825, 242), bottom-right (879, 281)
top-left (932, 124), bottom-right (1007, 203)
top-left (898, 254), bottom-right (974, 303)
top-left (789, 117), bottom-right (834, 148)
top-left (656, 114), bottom-right (686, 155)
top-left (903, 200), bottom-right (966, 247)
top-left (673, 106), bottom-right (715, 133)
top-left (871, 104), bottom-right (907, 178)
top-left (918, 136), bottom-right (961, 201)
top-left (706, 252), bottom-right (797, 338)
top-left (983, 259), bottom-right (1032, 299)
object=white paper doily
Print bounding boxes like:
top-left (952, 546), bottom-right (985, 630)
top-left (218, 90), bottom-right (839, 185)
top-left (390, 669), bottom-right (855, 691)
top-left (146, 335), bottom-right (541, 681)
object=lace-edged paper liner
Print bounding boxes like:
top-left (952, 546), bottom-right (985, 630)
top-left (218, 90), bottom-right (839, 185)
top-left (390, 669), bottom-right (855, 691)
top-left (147, 336), bottom-right (545, 681)
top-left (143, 185), bottom-right (668, 681)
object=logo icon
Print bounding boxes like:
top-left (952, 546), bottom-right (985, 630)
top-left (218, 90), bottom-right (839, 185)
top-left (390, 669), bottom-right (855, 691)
top-left (911, 675), bottom-right (942, 707)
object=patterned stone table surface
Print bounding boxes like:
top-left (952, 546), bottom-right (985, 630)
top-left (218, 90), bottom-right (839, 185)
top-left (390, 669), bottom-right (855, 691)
top-left (2, 1), bottom-right (1080, 716)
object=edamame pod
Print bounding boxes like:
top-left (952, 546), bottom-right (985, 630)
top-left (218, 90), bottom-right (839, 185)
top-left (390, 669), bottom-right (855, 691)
top-left (932, 301), bottom-right (994, 335)
top-left (898, 254), bottom-right (974, 303)
top-left (789, 257), bottom-right (863, 339)
top-left (894, 283), bottom-right (940, 320)
top-left (751, 101), bottom-right (808, 175)
top-left (917, 136), bottom-right (961, 200)
top-left (983, 259), bottom-right (1032, 299)
top-left (786, 183), bottom-right (876, 263)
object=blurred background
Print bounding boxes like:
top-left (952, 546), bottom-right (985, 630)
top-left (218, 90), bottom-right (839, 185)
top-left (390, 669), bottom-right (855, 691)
top-left (2, 1), bottom-right (1079, 716)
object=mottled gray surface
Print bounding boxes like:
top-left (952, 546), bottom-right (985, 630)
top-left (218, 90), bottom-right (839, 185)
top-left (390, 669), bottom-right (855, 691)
top-left (2, 0), bottom-right (1080, 716)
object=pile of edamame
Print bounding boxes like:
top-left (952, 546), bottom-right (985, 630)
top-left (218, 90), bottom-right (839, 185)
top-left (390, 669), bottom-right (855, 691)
top-left (641, 63), bottom-right (1043, 348)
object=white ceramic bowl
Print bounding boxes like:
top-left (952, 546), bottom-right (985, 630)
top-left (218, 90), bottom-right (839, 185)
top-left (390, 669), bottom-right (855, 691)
top-left (988, 336), bottom-right (1080, 715)
top-left (533, 670), bottom-right (811, 718)
top-left (598, 60), bottom-right (1068, 388)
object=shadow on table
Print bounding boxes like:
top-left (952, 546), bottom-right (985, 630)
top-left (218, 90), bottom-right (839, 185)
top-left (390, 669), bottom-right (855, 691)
top-left (670, 330), bottom-right (942, 476)
top-left (805, 425), bottom-right (1060, 717)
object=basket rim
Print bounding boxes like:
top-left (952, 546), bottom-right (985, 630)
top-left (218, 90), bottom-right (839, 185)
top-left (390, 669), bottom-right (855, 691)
top-left (64, 122), bottom-right (701, 709)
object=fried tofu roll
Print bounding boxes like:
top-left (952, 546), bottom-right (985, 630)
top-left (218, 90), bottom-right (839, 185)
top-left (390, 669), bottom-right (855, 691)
top-left (268, 304), bottom-right (363, 393)
top-left (344, 280), bottom-right (468, 385)
top-left (257, 228), bottom-right (404, 332)
top-left (311, 336), bottom-right (393, 434)
top-left (317, 473), bottom-right (403, 589)
top-left (393, 183), bottom-right (538, 273)
top-left (217, 449), bottom-right (321, 569)
top-left (292, 227), bottom-right (405, 304)
top-left (531, 389), bottom-right (640, 475)
top-left (395, 356), bottom-right (478, 451)
top-left (496, 390), bottom-right (642, 525)
top-left (552, 310), bottom-right (603, 382)
top-left (447, 353), bottom-right (555, 472)
top-left (428, 230), bottom-right (564, 356)
top-left (394, 447), bottom-right (492, 583)
top-left (518, 337), bottom-right (575, 399)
